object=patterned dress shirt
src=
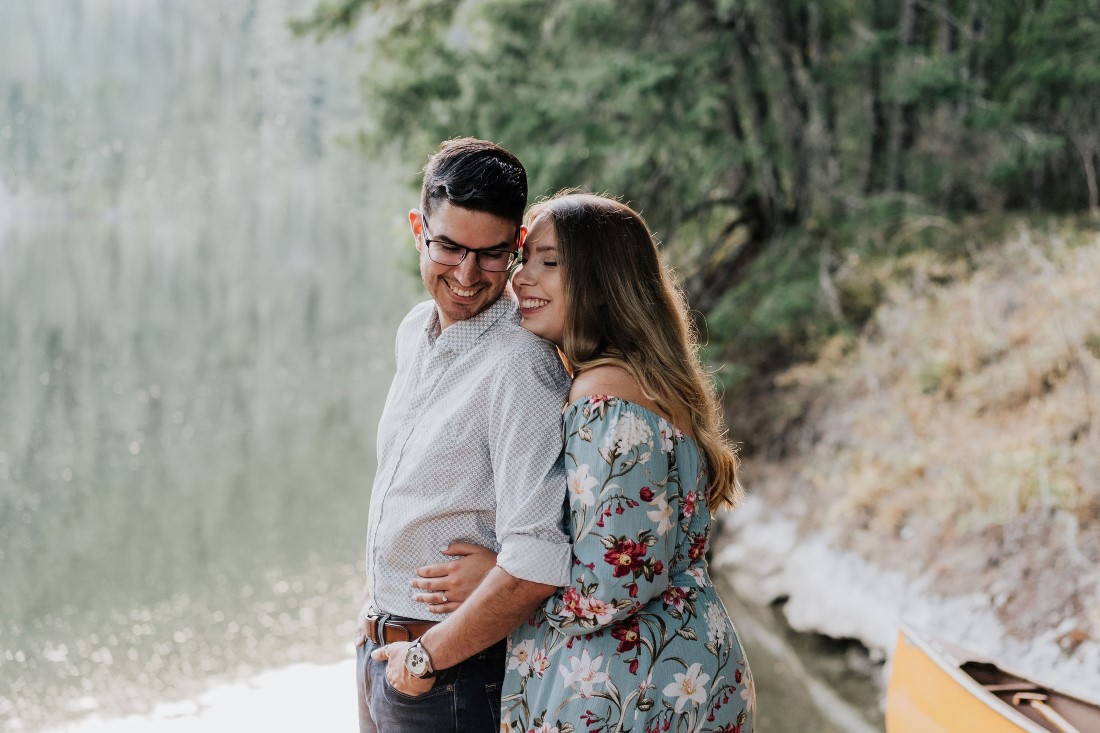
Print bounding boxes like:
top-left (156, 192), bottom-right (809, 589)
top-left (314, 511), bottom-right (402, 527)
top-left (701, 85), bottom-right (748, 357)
top-left (365, 296), bottom-right (573, 620)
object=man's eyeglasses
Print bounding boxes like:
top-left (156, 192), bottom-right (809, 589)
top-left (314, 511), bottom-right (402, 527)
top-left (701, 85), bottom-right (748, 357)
top-left (421, 217), bottom-right (519, 273)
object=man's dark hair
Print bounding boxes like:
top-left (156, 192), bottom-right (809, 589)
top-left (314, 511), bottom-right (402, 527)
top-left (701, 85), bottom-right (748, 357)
top-left (420, 137), bottom-right (528, 226)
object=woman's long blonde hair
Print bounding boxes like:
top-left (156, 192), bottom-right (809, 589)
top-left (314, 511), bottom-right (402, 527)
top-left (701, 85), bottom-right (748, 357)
top-left (527, 192), bottom-right (743, 510)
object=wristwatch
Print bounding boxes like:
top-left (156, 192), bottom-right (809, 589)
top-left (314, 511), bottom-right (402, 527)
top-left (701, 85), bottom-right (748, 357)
top-left (404, 640), bottom-right (437, 679)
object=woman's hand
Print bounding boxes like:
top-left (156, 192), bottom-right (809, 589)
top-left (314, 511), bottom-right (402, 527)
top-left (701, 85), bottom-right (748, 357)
top-left (410, 542), bottom-right (498, 615)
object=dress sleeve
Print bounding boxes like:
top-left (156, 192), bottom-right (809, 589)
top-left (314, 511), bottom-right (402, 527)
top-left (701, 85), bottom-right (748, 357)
top-left (543, 397), bottom-right (682, 634)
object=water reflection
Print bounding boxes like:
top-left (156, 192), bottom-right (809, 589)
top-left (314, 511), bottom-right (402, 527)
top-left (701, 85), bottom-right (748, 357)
top-left (0, 1), bottom-right (413, 729)
top-left (716, 578), bottom-right (886, 732)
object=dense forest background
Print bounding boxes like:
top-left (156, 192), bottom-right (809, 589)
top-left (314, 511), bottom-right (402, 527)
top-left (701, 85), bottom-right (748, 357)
top-left (294, 0), bottom-right (1100, 447)
top-left (292, 6), bottom-right (1100, 694)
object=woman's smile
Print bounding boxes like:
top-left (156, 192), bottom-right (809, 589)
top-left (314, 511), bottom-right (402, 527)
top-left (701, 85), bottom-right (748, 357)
top-left (512, 220), bottom-right (565, 347)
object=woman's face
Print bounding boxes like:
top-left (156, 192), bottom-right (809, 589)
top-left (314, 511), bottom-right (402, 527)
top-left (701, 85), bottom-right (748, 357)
top-left (512, 218), bottom-right (565, 347)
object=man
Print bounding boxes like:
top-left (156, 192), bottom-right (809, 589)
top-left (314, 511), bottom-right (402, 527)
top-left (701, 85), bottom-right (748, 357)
top-left (356, 138), bottom-right (572, 732)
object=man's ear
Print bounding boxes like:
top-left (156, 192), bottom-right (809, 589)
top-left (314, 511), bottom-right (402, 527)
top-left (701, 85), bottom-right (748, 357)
top-left (409, 209), bottom-right (423, 252)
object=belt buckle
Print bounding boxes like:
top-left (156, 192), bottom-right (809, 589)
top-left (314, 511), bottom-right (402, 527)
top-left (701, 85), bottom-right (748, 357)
top-left (363, 610), bottom-right (386, 644)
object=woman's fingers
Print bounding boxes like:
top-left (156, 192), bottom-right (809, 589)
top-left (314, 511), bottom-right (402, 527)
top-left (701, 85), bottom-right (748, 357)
top-left (412, 589), bottom-right (460, 604)
top-left (442, 541), bottom-right (492, 557)
top-left (410, 576), bottom-right (444, 592)
top-left (416, 560), bottom-right (453, 579)
top-left (425, 601), bottom-right (459, 615)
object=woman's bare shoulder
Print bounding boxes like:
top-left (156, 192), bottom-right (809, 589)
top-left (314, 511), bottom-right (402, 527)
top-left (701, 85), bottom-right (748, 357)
top-left (569, 365), bottom-right (654, 411)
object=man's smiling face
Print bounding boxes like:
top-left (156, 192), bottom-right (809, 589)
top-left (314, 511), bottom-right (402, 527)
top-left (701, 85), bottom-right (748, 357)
top-left (411, 201), bottom-right (519, 330)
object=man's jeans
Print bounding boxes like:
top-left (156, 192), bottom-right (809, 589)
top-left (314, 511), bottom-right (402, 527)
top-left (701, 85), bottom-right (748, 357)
top-left (357, 637), bottom-right (506, 733)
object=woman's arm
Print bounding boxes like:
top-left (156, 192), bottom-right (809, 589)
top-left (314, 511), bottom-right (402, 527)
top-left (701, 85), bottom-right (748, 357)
top-left (544, 395), bottom-right (684, 635)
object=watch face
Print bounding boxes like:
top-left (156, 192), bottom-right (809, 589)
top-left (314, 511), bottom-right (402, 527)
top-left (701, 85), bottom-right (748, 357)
top-left (406, 645), bottom-right (429, 676)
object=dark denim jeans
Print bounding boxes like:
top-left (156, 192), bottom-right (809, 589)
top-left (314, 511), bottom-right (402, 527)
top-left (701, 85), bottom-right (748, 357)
top-left (357, 637), bottom-right (505, 733)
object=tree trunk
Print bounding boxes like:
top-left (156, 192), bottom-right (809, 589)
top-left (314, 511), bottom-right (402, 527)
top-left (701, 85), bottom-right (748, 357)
top-left (864, 0), bottom-right (891, 194)
top-left (886, 0), bottom-right (918, 193)
top-left (1076, 140), bottom-right (1100, 221)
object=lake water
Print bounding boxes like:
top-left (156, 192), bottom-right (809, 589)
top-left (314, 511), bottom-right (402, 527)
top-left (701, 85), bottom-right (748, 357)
top-left (1, 3), bottom-right (883, 731)
top-left (1, 1), bottom-right (416, 729)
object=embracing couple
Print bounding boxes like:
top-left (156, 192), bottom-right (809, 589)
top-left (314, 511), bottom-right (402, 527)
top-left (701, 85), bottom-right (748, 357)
top-left (357, 138), bottom-right (754, 733)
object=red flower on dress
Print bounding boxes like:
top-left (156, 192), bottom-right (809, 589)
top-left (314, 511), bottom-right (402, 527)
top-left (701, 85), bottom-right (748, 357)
top-left (661, 586), bottom-right (688, 611)
top-left (688, 534), bottom-right (707, 561)
top-left (604, 539), bottom-right (647, 577)
top-left (682, 491), bottom-right (697, 519)
top-left (611, 617), bottom-right (641, 653)
top-left (639, 486), bottom-right (655, 502)
top-left (562, 586), bottom-right (586, 617)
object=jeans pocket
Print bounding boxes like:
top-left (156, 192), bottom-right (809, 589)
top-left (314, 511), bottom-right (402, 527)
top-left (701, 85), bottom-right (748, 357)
top-left (382, 675), bottom-right (455, 703)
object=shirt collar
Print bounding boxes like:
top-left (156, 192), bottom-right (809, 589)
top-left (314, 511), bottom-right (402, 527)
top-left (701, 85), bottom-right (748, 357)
top-left (425, 295), bottom-right (515, 351)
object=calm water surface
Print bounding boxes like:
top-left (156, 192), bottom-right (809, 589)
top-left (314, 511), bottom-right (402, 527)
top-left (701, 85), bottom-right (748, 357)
top-left (1, 2), bottom-right (415, 729)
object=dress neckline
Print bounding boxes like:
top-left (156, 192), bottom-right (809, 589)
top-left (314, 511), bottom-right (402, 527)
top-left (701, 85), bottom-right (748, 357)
top-left (564, 394), bottom-right (700, 450)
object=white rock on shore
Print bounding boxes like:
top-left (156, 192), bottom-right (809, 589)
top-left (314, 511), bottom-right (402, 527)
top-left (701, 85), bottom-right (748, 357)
top-left (713, 495), bottom-right (1100, 703)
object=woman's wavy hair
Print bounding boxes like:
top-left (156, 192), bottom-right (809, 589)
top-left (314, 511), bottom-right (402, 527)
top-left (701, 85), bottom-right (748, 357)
top-left (526, 192), bottom-right (743, 510)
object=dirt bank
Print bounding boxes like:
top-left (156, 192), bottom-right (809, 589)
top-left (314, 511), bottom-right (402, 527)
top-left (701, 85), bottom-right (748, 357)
top-left (714, 225), bottom-right (1100, 699)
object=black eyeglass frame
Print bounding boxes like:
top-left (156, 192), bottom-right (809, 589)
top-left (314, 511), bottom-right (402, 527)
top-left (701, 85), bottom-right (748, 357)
top-left (420, 214), bottom-right (520, 273)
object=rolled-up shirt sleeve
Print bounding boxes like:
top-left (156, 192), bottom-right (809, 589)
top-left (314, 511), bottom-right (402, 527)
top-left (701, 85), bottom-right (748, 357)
top-left (488, 343), bottom-right (573, 586)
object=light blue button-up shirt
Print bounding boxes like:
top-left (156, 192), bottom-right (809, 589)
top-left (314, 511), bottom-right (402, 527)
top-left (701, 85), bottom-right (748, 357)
top-left (365, 296), bottom-right (573, 620)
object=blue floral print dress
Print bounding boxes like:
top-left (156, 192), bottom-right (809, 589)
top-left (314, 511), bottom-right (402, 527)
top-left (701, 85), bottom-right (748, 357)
top-left (502, 396), bottom-right (754, 733)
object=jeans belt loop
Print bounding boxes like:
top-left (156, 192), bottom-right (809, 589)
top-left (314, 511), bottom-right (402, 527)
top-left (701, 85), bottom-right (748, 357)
top-left (377, 613), bottom-right (391, 644)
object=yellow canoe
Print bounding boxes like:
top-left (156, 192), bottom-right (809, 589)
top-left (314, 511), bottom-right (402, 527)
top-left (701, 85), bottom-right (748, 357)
top-left (886, 622), bottom-right (1100, 733)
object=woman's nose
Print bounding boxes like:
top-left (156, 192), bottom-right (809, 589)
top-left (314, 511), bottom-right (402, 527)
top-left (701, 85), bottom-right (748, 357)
top-left (512, 262), bottom-right (532, 285)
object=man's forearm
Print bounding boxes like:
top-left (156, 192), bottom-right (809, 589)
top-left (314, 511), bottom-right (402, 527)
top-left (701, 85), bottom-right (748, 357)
top-left (418, 566), bottom-right (555, 670)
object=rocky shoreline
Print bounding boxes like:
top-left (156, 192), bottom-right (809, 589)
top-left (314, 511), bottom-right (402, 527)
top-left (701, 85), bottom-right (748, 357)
top-left (714, 494), bottom-right (1100, 704)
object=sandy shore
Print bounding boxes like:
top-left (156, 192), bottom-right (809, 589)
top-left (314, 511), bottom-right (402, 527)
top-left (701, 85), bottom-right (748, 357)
top-left (39, 659), bottom-right (357, 733)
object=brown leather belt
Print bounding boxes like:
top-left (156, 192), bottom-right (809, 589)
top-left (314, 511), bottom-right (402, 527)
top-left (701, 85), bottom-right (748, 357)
top-left (363, 611), bottom-right (437, 645)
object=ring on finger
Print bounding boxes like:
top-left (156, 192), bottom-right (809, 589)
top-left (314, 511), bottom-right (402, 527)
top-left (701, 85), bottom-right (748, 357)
top-left (440, 592), bottom-right (448, 604)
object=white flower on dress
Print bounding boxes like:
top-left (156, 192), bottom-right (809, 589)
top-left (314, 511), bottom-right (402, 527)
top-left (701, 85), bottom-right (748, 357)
top-left (662, 662), bottom-right (711, 713)
top-left (602, 412), bottom-right (653, 455)
top-left (559, 648), bottom-right (610, 698)
top-left (657, 419), bottom-right (676, 453)
top-left (687, 567), bottom-right (711, 588)
top-left (646, 492), bottom-right (673, 535)
top-left (705, 602), bottom-right (727, 646)
top-left (582, 596), bottom-right (615, 626)
top-left (741, 665), bottom-right (756, 718)
top-left (508, 638), bottom-right (535, 677)
top-left (567, 464), bottom-right (598, 506)
top-left (530, 647), bottom-right (551, 678)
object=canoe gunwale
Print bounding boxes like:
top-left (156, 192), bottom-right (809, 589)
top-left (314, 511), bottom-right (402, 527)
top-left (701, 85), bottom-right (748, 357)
top-left (895, 622), bottom-right (1073, 733)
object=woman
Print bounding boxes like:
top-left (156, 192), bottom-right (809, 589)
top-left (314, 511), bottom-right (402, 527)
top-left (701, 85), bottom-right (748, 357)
top-left (415, 192), bottom-right (754, 733)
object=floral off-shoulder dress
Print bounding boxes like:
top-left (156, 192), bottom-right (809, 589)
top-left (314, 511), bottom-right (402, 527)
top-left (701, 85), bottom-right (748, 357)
top-left (502, 396), bottom-right (754, 733)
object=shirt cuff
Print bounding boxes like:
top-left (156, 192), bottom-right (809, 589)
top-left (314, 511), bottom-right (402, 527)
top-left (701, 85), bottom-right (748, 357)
top-left (497, 535), bottom-right (572, 587)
